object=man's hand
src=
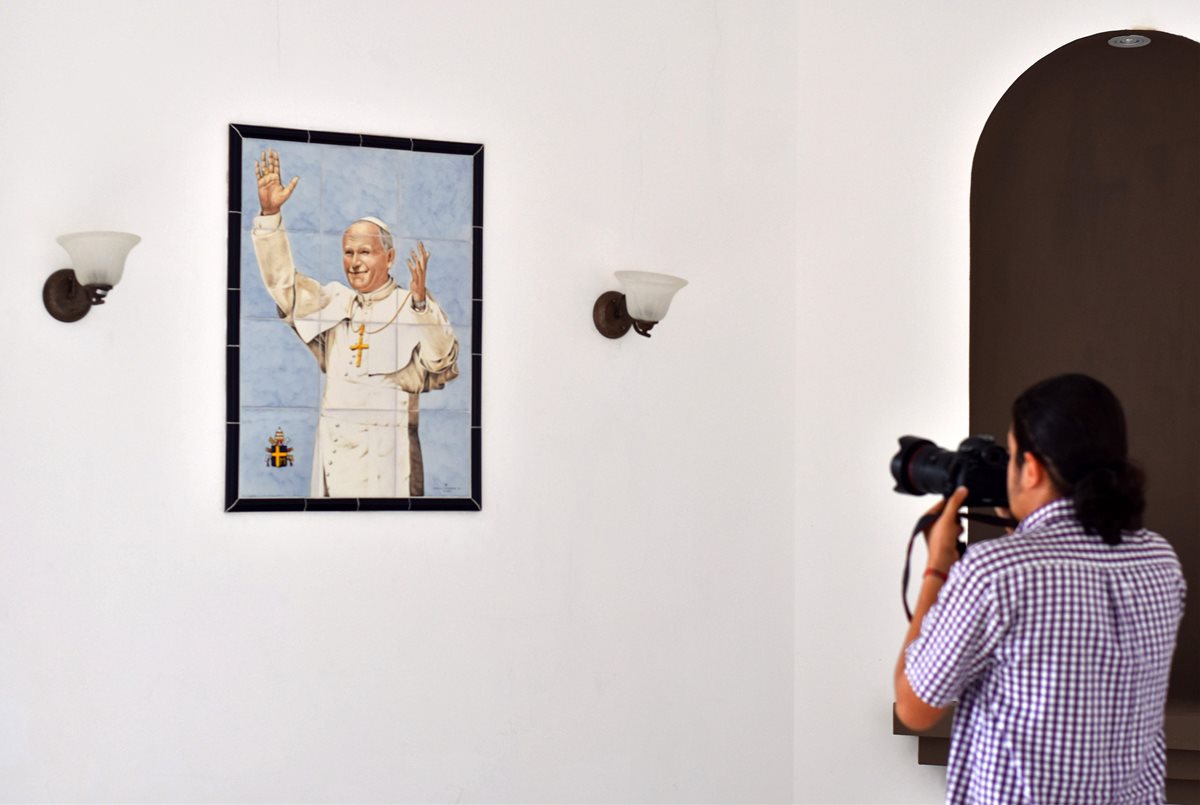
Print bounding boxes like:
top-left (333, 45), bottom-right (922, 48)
top-left (255, 149), bottom-right (299, 216)
top-left (406, 242), bottom-right (430, 303)
top-left (924, 486), bottom-right (969, 573)
top-left (895, 485), bottom-right (969, 732)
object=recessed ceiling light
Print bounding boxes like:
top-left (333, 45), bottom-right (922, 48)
top-left (1109, 34), bottom-right (1151, 48)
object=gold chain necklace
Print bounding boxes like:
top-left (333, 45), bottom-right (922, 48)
top-left (362, 289), bottom-right (414, 335)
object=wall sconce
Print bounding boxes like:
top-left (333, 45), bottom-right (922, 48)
top-left (593, 271), bottom-right (688, 338)
top-left (43, 231), bottom-right (141, 322)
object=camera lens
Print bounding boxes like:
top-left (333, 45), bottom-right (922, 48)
top-left (891, 436), bottom-right (939, 496)
top-left (890, 434), bottom-right (1010, 508)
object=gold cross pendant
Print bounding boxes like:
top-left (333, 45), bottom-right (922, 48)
top-left (350, 323), bottom-right (369, 367)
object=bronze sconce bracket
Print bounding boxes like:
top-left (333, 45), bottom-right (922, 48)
top-left (43, 269), bottom-right (111, 323)
top-left (592, 290), bottom-right (657, 338)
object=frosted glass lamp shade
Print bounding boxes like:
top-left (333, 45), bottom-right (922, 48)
top-left (615, 271), bottom-right (688, 322)
top-left (593, 270), bottom-right (688, 339)
top-left (43, 231), bottom-right (141, 322)
top-left (57, 231), bottom-right (141, 287)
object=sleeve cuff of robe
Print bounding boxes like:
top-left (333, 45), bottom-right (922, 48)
top-left (253, 212), bottom-right (283, 233)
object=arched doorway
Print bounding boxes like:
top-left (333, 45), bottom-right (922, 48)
top-left (963, 29), bottom-right (1200, 799)
top-left (897, 31), bottom-right (1200, 800)
top-left (969, 25), bottom-right (1200, 706)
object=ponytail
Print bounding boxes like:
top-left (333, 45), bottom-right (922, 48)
top-left (1071, 462), bottom-right (1145, 545)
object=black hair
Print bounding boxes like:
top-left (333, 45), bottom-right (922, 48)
top-left (1011, 373), bottom-right (1145, 545)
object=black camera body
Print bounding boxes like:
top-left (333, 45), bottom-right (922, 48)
top-left (891, 435), bottom-right (1009, 508)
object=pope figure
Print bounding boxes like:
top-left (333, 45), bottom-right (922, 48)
top-left (251, 149), bottom-right (460, 498)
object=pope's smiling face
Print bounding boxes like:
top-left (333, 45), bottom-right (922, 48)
top-left (342, 222), bottom-right (394, 294)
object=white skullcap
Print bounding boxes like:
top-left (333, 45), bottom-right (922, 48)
top-left (354, 216), bottom-right (392, 233)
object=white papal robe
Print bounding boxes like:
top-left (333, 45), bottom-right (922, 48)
top-left (252, 213), bottom-right (459, 498)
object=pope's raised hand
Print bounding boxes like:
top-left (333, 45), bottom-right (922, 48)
top-left (255, 149), bottom-right (299, 216)
top-left (406, 242), bottom-right (430, 303)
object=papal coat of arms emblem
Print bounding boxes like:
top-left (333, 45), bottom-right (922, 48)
top-left (265, 427), bottom-right (294, 469)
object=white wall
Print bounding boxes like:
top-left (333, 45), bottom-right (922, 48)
top-left (0, 0), bottom-right (795, 802)
top-left (6, 0), bottom-right (1200, 802)
top-left (795, 1), bottom-right (1200, 803)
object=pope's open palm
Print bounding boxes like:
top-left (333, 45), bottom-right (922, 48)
top-left (255, 149), bottom-right (299, 216)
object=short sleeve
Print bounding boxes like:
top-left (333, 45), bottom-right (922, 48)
top-left (905, 555), bottom-right (1004, 708)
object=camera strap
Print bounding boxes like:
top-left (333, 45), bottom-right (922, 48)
top-left (902, 514), bottom-right (945, 622)
top-left (902, 510), bottom-right (1017, 621)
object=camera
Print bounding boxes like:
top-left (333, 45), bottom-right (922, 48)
top-left (890, 435), bottom-right (1009, 508)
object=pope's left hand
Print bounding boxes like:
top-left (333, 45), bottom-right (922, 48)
top-left (407, 242), bottom-right (430, 303)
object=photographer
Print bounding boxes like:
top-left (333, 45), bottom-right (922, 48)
top-left (894, 374), bottom-right (1185, 803)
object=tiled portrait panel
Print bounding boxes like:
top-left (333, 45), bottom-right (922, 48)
top-left (396, 151), bottom-right (475, 242)
top-left (307, 232), bottom-right (353, 289)
top-left (239, 407), bottom-right (318, 498)
top-left (239, 228), bottom-right (324, 318)
top-left (241, 138), bottom-right (322, 232)
top-left (229, 124), bottom-right (482, 511)
top-left (318, 406), bottom-right (403, 499)
top-left (420, 326), bottom-right (472, 413)
top-left (320, 144), bottom-right (401, 235)
top-left (239, 318), bottom-right (321, 408)
top-left (419, 410), bottom-right (472, 498)
top-left (396, 237), bottom-right (473, 324)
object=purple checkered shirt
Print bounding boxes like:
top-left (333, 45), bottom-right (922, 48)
top-left (905, 498), bottom-right (1185, 804)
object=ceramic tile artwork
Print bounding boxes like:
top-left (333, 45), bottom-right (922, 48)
top-left (418, 410), bottom-right (473, 498)
top-left (241, 139), bottom-right (323, 232)
top-left (240, 228), bottom-right (323, 318)
top-left (319, 405), bottom-right (404, 498)
top-left (356, 319), bottom-right (401, 378)
top-left (228, 125), bottom-right (481, 511)
top-left (421, 326), bottom-right (472, 412)
top-left (396, 152), bottom-right (474, 241)
top-left (320, 144), bottom-right (401, 235)
top-left (396, 237), bottom-right (473, 324)
top-left (239, 318), bottom-right (322, 408)
top-left (239, 407), bottom-right (319, 498)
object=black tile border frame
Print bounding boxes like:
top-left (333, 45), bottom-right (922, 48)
top-left (226, 212), bottom-right (241, 289)
top-left (232, 497), bottom-right (308, 513)
top-left (227, 127), bottom-right (243, 213)
top-left (224, 423), bottom-right (240, 510)
top-left (306, 498), bottom-right (360, 512)
top-left (226, 123), bottom-right (483, 513)
top-left (225, 289), bottom-right (240, 347)
top-left (472, 148), bottom-right (485, 229)
top-left (472, 299), bottom-right (483, 355)
top-left (224, 346), bottom-right (240, 424)
top-left (471, 353), bottom-right (482, 429)
top-left (472, 226), bottom-right (484, 301)
top-left (470, 427), bottom-right (482, 510)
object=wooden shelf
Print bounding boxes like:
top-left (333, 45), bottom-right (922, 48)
top-left (893, 701), bottom-right (1200, 803)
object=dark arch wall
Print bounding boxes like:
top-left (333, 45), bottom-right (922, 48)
top-left (969, 29), bottom-right (1200, 700)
